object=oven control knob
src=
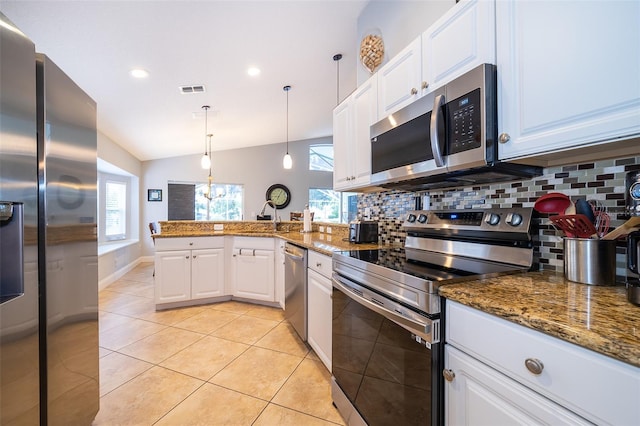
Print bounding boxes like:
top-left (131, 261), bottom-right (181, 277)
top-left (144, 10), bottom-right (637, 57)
top-left (485, 213), bottom-right (500, 226)
top-left (417, 214), bottom-right (427, 223)
top-left (506, 213), bottom-right (523, 227)
top-left (407, 214), bottom-right (417, 223)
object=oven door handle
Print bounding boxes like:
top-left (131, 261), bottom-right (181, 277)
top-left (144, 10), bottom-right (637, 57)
top-left (332, 274), bottom-right (438, 345)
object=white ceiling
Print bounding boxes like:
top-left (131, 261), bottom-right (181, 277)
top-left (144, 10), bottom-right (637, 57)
top-left (0, 0), bottom-right (367, 161)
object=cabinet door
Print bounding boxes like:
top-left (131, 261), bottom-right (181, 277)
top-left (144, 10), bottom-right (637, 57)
top-left (377, 36), bottom-right (422, 118)
top-left (497, 0), bottom-right (640, 160)
top-left (332, 99), bottom-right (351, 191)
top-left (445, 345), bottom-right (591, 426)
top-left (191, 248), bottom-right (224, 300)
top-left (155, 250), bottom-right (191, 304)
top-left (422, 0), bottom-right (495, 94)
top-left (351, 75), bottom-right (377, 188)
top-left (307, 269), bottom-right (332, 371)
top-left (232, 249), bottom-right (275, 302)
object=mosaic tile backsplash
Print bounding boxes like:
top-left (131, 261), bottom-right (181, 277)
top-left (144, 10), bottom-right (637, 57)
top-left (357, 155), bottom-right (640, 279)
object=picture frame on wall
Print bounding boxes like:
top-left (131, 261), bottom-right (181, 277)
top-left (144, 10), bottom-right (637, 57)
top-left (147, 189), bottom-right (162, 202)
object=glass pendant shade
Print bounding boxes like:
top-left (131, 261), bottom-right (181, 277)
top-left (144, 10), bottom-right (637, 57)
top-left (283, 153), bottom-right (292, 169)
top-left (200, 153), bottom-right (211, 169)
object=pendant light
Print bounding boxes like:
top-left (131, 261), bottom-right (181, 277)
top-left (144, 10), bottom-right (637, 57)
top-left (333, 53), bottom-right (342, 105)
top-left (200, 105), bottom-right (211, 169)
top-left (282, 85), bottom-right (293, 169)
top-left (203, 133), bottom-right (214, 200)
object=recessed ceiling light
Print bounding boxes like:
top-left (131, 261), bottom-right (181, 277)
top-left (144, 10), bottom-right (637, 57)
top-left (247, 67), bottom-right (261, 77)
top-left (130, 68), bottom-right (149, 79)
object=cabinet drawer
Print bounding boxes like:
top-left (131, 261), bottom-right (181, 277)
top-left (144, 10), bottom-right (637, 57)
top-left (308, 250), bottom-right (332, 279)
top-left (232, 236), bottom-right (274, 251)
top-left (446, 301), bottom-right (640, 425)
top-left (155, 236), bottom-right (224, 251)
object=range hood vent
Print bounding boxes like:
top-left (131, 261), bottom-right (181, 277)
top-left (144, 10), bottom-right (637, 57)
top-left (179, 85), bottom-right (206, 94)
top-left (381, 162), bottom-right (543, 192)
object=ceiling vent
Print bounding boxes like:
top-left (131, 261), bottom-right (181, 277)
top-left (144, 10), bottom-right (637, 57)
top-left (179, 85), bottom-right (206, 94)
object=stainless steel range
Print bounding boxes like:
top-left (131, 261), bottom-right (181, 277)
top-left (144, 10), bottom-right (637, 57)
top-left (331, 207), bottom-right (536, 426)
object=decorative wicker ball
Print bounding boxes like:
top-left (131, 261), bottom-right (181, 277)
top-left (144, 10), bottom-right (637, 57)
top-left (360, 34), bottom-right (384, 73)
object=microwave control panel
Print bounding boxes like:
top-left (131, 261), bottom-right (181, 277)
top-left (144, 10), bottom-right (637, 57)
top-left (448, 88), bottom-right (481, 154)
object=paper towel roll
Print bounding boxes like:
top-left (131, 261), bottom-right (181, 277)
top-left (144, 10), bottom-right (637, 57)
top-left (303, 207), bottom-right (312, 232)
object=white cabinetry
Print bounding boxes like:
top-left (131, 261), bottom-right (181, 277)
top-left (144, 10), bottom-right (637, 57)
top-left (445, 301), bottom-right (640, 425)
top-left (154, 237), bottom-right (224, 306)
top-left (377, 37), bottom-right (423, 118)
top-left (376, 0), bottom-right (495, 118)
top-left (231, 237), bottom-right (275, 302)
top-left (307, 251), bottom-right (332, 371)
top-left (422, 0), bottom-right (495, 94)
top-left (496, 0), bottom-right (640, 161)
top-left (333, 74), bottom-right (377, 191)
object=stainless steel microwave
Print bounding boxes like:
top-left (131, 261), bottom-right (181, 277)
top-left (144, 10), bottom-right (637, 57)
top-left (370, 63), bottom-right (541, 190)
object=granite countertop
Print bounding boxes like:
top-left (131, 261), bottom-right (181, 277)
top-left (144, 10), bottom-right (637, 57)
top-left (439, 271), bottom-right (640, 368)
top-left (153, 228), bottom-right (381, 256)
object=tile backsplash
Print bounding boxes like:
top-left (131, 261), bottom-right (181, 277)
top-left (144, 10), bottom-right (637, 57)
top-left (357, 155), bottom-right (640, 278)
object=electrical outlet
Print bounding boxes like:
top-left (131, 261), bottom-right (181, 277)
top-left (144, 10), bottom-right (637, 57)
top-left (213, 224), bottom-right (224, 231)
top-left (319, 226), bottom-right (325, 233)
top-left (326, 226), bottom-right (332, 234)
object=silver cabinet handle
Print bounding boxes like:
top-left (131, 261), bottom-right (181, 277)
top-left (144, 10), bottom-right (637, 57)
top-left (192, 255), bottom-right (197, 259)
top-left (499, 133), bottom-right (511, 143)
top-left (410, 87), bottom-right (418, 95)
top-left (422, 81), bottom-right (429, 90)
top-left (189, 242), bottom-right (193, 245)
top-left (525, 358), bottom-right (544, 375)
top-left (316, 262), bottom-right (322, 267)
top-left (185, 256), bottom-right (189, 259)
top-left (443, 369), bottom-right (455, 382)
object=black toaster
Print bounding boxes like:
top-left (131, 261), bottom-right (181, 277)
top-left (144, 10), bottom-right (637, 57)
top-left (349, 220), bottom-right (379, 244)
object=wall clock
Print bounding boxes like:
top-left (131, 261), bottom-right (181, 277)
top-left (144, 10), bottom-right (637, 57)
top-left (266, 184), bottom-right (291, 209)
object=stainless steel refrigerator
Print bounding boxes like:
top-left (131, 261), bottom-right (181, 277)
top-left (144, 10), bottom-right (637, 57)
top-left (1, 13), bottom-right (99, 425)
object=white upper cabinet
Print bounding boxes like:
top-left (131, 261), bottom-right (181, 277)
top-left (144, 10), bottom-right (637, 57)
top-left (496, 0), bottom-right (640, 160)
top-left (377, 37), bottom-right (423, 118)
top-left (333, 74), bottom-right (377, 191)
top-left (377, 0), bottom-right (496, 119)
top-left (422, 0), bottom-right (495, 95)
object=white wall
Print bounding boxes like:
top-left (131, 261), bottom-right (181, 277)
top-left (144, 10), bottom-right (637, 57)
top-left (356, 0), bottom-right (456, 85)
top-left (141, 136), bottom-right (333, 256)
top-left (97, 131), bottom-right (144, 285)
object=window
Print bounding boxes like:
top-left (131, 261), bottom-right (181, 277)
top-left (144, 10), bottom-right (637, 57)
top-left (195, 183), bottom-right (244, 221)
top-left (105, 180), bottom-right (127, 240)
top-left (309, 144), bottom-right (333, 171)
top-left (309, 188), bottom-right (356, 223)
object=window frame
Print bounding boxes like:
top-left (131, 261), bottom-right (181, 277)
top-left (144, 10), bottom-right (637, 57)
top-left (98, 172), bottom-right (131, 243)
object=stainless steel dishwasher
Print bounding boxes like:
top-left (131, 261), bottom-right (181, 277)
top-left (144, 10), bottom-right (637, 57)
top-left (284, 242), bottom-right (308, 341)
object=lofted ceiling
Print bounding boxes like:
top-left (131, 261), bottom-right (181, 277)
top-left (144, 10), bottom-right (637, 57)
top-left (0, 0), bottom-right (368, 161)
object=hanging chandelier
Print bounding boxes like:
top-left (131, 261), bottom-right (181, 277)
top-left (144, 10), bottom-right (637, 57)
top-left (282, 85), bottom-right (292, 169)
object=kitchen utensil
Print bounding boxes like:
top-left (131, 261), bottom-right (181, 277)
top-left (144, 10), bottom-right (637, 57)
top-left (601, 216), bottom-right (640, 240)
top-left (564, 237), bottom-right (617, 285)
top-left (575, 198), bottom-right (595, 224)
top-left (550, 214), bottom-right (597, 238)
top-left (533, 192), bottom-right (571, 214)
top-left (594, 210), bottom-right (611, 238)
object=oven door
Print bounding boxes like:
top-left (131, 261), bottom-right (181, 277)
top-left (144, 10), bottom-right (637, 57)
top-left (332, 274), bottom-right (443, 426)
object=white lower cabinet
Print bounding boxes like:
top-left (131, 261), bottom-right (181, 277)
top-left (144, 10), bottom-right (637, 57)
top-left (445, 300), bottom-right (640, 425)
top-left (445, 345), bottom-right (590, 425)
top-left (307, 251), bottom-right (332, 371)
top-left (231, 237), bottom-right (275, 302)
top-left (154, 237), bottom-right (224, 306)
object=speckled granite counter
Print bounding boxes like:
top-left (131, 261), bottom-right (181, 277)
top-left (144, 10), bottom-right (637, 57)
top-left (439, 271), bottom-right (640, 368)
top-left (153, 220), bottom-right (381, 255)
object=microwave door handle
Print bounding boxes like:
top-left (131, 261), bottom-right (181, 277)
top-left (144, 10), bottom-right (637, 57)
top-left (430, 94), bottom-right (446, 168)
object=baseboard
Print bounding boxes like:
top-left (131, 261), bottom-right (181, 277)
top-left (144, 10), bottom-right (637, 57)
top-left (99, 257), bottom-right (149, 290)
